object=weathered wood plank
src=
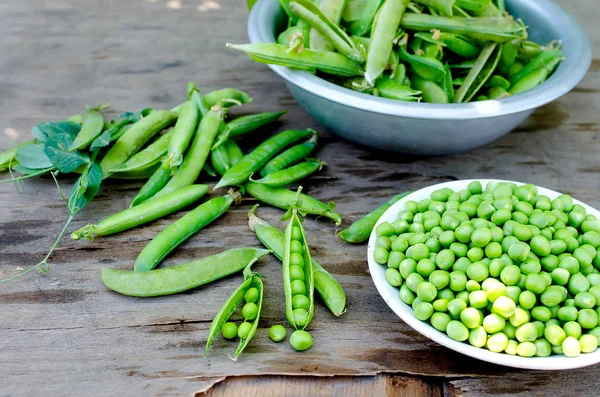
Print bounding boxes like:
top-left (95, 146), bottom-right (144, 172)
top-left (0, 0), bottom-right (599, 396)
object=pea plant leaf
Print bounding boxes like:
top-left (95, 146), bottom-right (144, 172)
top-left (15, 143), bottom-right (54, 169)
top-left (44, 133), bottom-right (90, 173)
top-left (68, 162), bottom-right (102, 215)
top-left (11, 164), bottom-right (55, 176)
top-left (32, 121), bottom-right (81, 142)
top-left (90, 130), bottom-right (112, 151)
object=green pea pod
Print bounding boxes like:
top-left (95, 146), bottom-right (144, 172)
top-left (225, 140), bottom-right (244, 165)
top-left (392, 62), bottom-right (407, 84)
top-left (109, 166), bottom-right (160, 180)
top-left (227, 43), bottom-right (363, 77)
top-left (102, 247), bottom-right (271, 297)
top-left (205, 265), bottom-right (264, 360)
top-left (343, 0), bottom-right (367, 21)
top-left (497, 39), bottom-right (520, 75)
top-left (99, 110), bottom-right (177, 177)
top-left (109, 130), bottom-right (172, 173)
top-left (509, 49), bottom-right (564, 85)
top-left (282, 204), bottom-right (315, 330)
top-left (163, 100), bottom-right (200, 170)
top-left (260, 134), bottom-right (317, 177)
top-left (214, 129), bottom-right (315, 189)
top-left (374, 78), bottom-right (421, 101)
top-left (244, 181), bottom-right (342, 225)
top-left (496, 0), bottom-right (505, 13)
top-left (338, 192), bottom-right (412, 243)
top-left (252, 159), bottom-right (326, 187)
top-left (365, 0), bottom-right (410, 85)
top-left (290, 0), bottom-right (363, 63)
top-left (309, 0), bottom-right (347, 52)
top-left (279, 0), bottom-right (299, 23)
top-left (204, 88), bottom-right (252, 108)
top-left (518, 40), bottom-right (543, 60)
top-left (278, 25), bottom-right (302, 45)
top-left (71, 184), bottom-right (208, 240)
top-left (67, 114), bottom-right (84, 125)
top-left (348, 0), bottom-right (384, 37)
top-left (212, 111), bottom-right (286, 151)
top-left (69, 104), bottom-right (108, 151)
top-left (413, 0), bottom-right (455, 17)
top-left (400, 13), bottom-right (526, 43)
top-left (453, 42), bottom-right (501, 103)
top-left (351, 36), bottom-right (401, 72)
top-left (134, 194), bottom-right (235, 272)
top-left (508, 66), bottom-right (552, 95)
top-left (398, 44), bottom-right (446, 82)
top-left (153, 106), bottom-right (225, 199)
top-left (411, 76), bottom-right (449, 103)
top-left (415, 32), bottom-right (479, 58)
top-left (473, 1), bottom-right (501, 16)
top-left (455, 0), bottom-right (489, 12)
top-left (248, 206), bottom-right (346, 316)
top-left (488, 85), bottom-right (509, 99)
top-left (490, 75), bottom-right (511, 90)
top-left (211, 142), bottom-right (233, 176)
top-left (130, 166), bottom-right (172, 207)
top-left (442, 63), bottom-right (455, 102)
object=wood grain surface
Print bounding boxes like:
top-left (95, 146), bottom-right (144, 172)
top-left (1, 0), bottom-right (599, 396)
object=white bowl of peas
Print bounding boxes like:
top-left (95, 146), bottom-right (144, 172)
top-left (368, 179), bottom-right (600, 370)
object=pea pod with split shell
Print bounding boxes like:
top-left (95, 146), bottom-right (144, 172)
top-left (211, 139), bottom-right (244, 176)
top-left (398, 41), bottom-right (446, 82)
top-left (453, 42), bottom-right (501, 103)
top-left (71, 184), bottom-right (208, 240)
top-left (102, 247), bottom-right (271, 297)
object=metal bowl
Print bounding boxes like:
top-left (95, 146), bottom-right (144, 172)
top-left (247, 0), bottom-right (591, 155)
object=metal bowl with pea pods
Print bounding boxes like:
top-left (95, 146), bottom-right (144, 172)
top-left (247, 0), bottom-right (591, 155)
top-left (367, 179), bottom-right (600, 370)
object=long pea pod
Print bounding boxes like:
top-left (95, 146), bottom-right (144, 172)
top-left (110, 165), bottom-right (160, 180)
top-left (508, 65), bottom-right (554, 95)
top-left (416, 31), bottom-right (479, 58)
top-left (248, 206), bottom-right (345, 316)
top-left (456, 0), bottom-right (489, 12)
top-left (289, 0), bottom-right (363, 63)
top-left (211, 139), bottom-right (244, 176)
top-left (497, 39), bottom-right (520, 75)
top-left (365, 0), bottom-right (410, 86)
top-left (212, 111), bottom-right (287, 150)
top-left (509, 48), bottom-right (564, 85)
top-left (413, 0), bottom-right (455, 17)
top-left (204, 265), bottom-right (264, 360)
top-left (308, 0), bottom-right (347, 52)
top-left (374, 78), bottom-right (421, 101)
top-left (163, 100), bottom-right (200, 170)
top-left (130, 166), bottom-right (172, 207)
top-left (473, 0), bottom-right (500, 16)
top-left (518, 40), bottom-right (546, 60)
top-left (99, 110), bottom-right (177, 177)
top-left (109, 130), bottom-right (173, 173)
top-left (69, 104), bottom-right (108, 152)
top-left (338, 191), bottom-right (412, 243)
top-left (252, 159), bottom-right (326, 187)
top-left (442, 63), bottom-right (455, 102)
top-left (226, 43), bottom-right (363, 77)
top-left (348, 0), bottom-right (383, 37)
top-left (453, 42), bottom-right (501, 103)
top-left (134, 194), bottom-right (235, 272)
top-left (260, 133), bottom-right (317, 177)
top-left (398, 43), bottom-right (446, 82)
top-left (71, 184), bottom-right (208, 240)
top-left (412, 76), bottom-right (449, 103)
top-left (214, 129), bottom-right (315, 189)
top-left (102, 248), bottom-right (271, 297)
top-left (204, 88), bottom-right (252, 108)
top-left (244, 181), bottom-right (342, 225)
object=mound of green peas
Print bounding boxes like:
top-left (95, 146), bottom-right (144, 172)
top-left (374, 180), bottom-right (600, 358)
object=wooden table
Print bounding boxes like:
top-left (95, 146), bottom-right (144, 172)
top-left (1, 1), bottom-right (598, 396)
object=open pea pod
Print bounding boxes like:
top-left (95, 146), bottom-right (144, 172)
top-left (453, 42), bottom-right (502, 103)
top-left (374, 78), bottom-right (421, 101)
top-left (398, 42), bottom-right (447, 82)
top-left (204, 264), bottom-right (264, 361)
top-left (309, 0), bottom-right (347, 52)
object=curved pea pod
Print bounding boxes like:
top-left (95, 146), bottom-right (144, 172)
top-left (365, 0), bottom-right (411, 86)
top-left (398, 44), bottom-right (446, 82)
top-left (102, 247), bottom-right (271, 297)
top-left (163, 100), bottom-right (200, 170)
top-left (69, 104), bottom-right (108, 152)
top-left (374, 78), bottom-right (421, 101)
top-left (109, 130), bottom-right (172, 173)
top-left (204, 88), bottom-right (252, 108)
top-left (260, 134), bottom-right (317, 177)
top-left (71, 184), bottom-right (209, 240)
top-left (338, 191), bottom-right (412, 244)
top-left (282, 206), bottom-right (315, 330)
top-left (509, 48), bottom-right (564, 85)
top-left (244, 181), bottom-right (342, 225)
top-left (400, 13), bottom-right (527, 43)
top-left (252, 159), bottom-right (326, 187)
top-left (348, 0), bottom-right (383, 37)
top-left (212, 111), bottom-right (287, 150)
top-left (508, 66), bottom-right (552, 95)
top-left (248, 206), bottom-right (346, 316)
top-left (99, 110), bottom-right (177, 177)
top-left (456, 0), bottom-right (490, 12)
top-left (289, 0), bottom-right (363, 63)
top-left (411, 76), bottom-right (449, 103)
top-left (413, 0), bottom-right (455, 17)
top-left (205, 266), bottom-right (264, 360)
top-left (453, 42), bottom-right (502, 103)
top-left (308, 0), bottom-right (347, 52)
top-left (497, 39), bottom-right (520, 75)
top-left (214, 129), bottom-right (315, 189)
top-left (134, 194), bottom-right (235, 272)
top-left (227, 43), bottom-right (363, 77)
top-left (130, 165), bottom-right (172, 207)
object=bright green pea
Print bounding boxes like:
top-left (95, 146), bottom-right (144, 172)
top-left (406, 273), bottom-right (425, 293)
top-left (397, 210), bottom-right (415, 223)
top-left (472, 218), bottom-right (490, 230)
top-left (520, 260), bottom-right (541, 275)
top-left (414, 301), bottom-right (434, 321)
top-left (455, 224), bottom-right (474, 244)
top-left (446, 320), bottom-right (469, 341)
top-left (290, 279), bottom-right (306, 296)
top-left (385, 268), bottom-right (403, 287)
top-left (222, 322), bottom-right (238, 339)
top-left (431, 312), bottom-right (451, 332)
top-left (515, 322), bottom-right (537, 342)
top-left (437, 288), bottom-right (455, 301)
top-left (425, 238), bottom-right (442, 254)
top-left (501, 235), bottom-right (519, 254)
top-left (456, 290), bottom-right (470, 303)
top-left (490, 208), bottom-right (511, 226)
top-left (467, 262), bottom-right (489, 282)
top-left (466, 280), bottom-right (481, 292)
top-left (490, 227), bottom-right (504, 243)
top-left (578, 308), bottom-right (599, 329)
top-left (449, 271), bottom-right (467, 292)
top-left (290, 240), bottom-right (304, 254)
top-left (575, 291), bottom-right (596, 309)
top-left (268, 324), bottom-right (287, 342)
top-left (484, 242), bottom-right (502, 259)
top-left (515, 341), bottom-right (536, 357)
top-left (292, 294), bottom-right (311, 311)
top-left (412, 243), bottom-right (430, 261)
top-left (467, 247), bottom-right (484, 262)
top-left (441, 214), bottom-right (460, 231)
top-left (524, 273), bottom-right (546, 294)
top-left (448, 298), bottom-right (467, 319)
top-left (513, 223), bottom-right (533, 242)
top-left (429, 201), bottom-right (446, 214)
top-left (400, 284), bottom-right (416, 305)
top-left (508, 242), bottom-right (530, 262)
top-left (453, 257), bottom-right (471, 273)
top-left (242, 302), bottom-right (259, 321)
top-left (531, 306), bottom-right (552, 322)
top-left (533, 338), bottom-right (551, 357)
top-left (568, 273), bottom-right (590, 295)
top-left (492, 296), bottom-right (517, 318)
top-left (290, 252), bottom-right (305, 267)
top-left (400, 258), bottom-right (417, 279)
top-left (564, 321), bottom-right (583, 339)
top-left (483, 313), bottom-right (506, 334)
top-left (580, 334), bottom-right (599, 353)
top-left (433, 298), bottom-right (449, 312)
top-left (469, 290), bottom-right (488, 309)
top-left (450, 243), bottom-right (468, 258)
top-left (512, 211), bottom-right (529, 224)
top-left (439, 231), bottom-right (456, 247)
top-left (510, 307), bottom-right (530, 327)
top-left (391, 237), bottom-right (409, 253)
top-left (574, 247), bottom-right (594, 268)
top-left (530, 235), bottom-right (551, 257)
top-left (417, 259), bottom-right (436, 277)
top-left (568, 210), bottom-right (586, 229)
top-left (291, 226), bottom-right (302, 241)
top-left (460, 307), bottom-right (482, 329)
top-left (416, 282), bottom-right (438, 302)
top-left (476, 202), bottom-right (495, 220)
top-left (541, 254), bottom-right (559, 272)
top-left (290, 330), bottom-right (312, 351)
top-left (544, 323), bottom-right (566, 346)
top-left (238, 322), bottom-right (253, 339)
top-left (417, 199), bottom-right (431, 213)
top-left (557, 306), bottom-right (578, 323)
top-left (506, 286), bottom-right (521, 303)
top-left (467, 181), bottom-right (482, 194)
top-left (244, 287), bottom-right (260, 303)
top-left (428, 270), bottom-right (449, 289)
top-left (387, 251), bottom-right (405, 269)
top-left (409, 222), bottom-right (425, 234)
top-left (376, 222), bottom-right (395, 237)
top-left (431, 226), bottom-right (444, 237)
top-left (498, 265), bottom-right (520, 286)
top-left (489, 259), bottom-right (505, 278)
top-left (459, 201), bottom-right (477, 218)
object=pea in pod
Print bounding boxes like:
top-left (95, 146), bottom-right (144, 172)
top-left (509, 48), bottom-right (564, 85)
top-left (214, 129), bottom-right (315, 189)
top-left (163, 100), bottom-right (200, 170)
top-left (338, 191), bottom-right (412, 243)
top-left (245, 181), bottom-right (342, 225)
top-left (69, 104), bottom-right (108, 152)
top-left (248, 205), bottom-right (346, 316)
top-left (109, 130), bottom-right (173, 173)
top-left (453, 42), bottom-right (501, 103)
top-left (398, 41), bottom-right (446, 82)
top-left (204, 264), bottom-right (264, 360)
top-left (102, 247), bottom-right (271, 297)
top-left (134, 194), bottom-right (236, 272)
top-left (416, 31), bottom-right (480, 58)
top-left (71, 184), bottom-right (208, 240)
top-left (260, 133), bottom-right (318, 177)
top-left (252, 159), bottom-right (326, 188)
top-left (374, 78), bottom-right (421, 101)
top-left (212, 111), bottom-right (287, 151)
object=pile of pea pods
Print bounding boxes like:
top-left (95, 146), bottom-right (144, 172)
top-left (230, 0), bottom-right (564, 103)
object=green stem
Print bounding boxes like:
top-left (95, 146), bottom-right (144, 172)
top-left (0, 167), bottom-right (55, 184)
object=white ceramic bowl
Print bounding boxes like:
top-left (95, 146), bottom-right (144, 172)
top-left (367, 179), bottom-right (600, 370)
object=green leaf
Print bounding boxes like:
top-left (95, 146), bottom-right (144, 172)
top-left (12, 164), bottom-right (54, 175)
top-left (68, 162), bottom-right (102, 214)
top-left (15, 144), bottom-right (54, 169)
top-left (44, 134), bottom-right (90, 173)
top-left (90, 130), bottom-right (112, 151)
top-left (32, 121), bottom-right (81, 142)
